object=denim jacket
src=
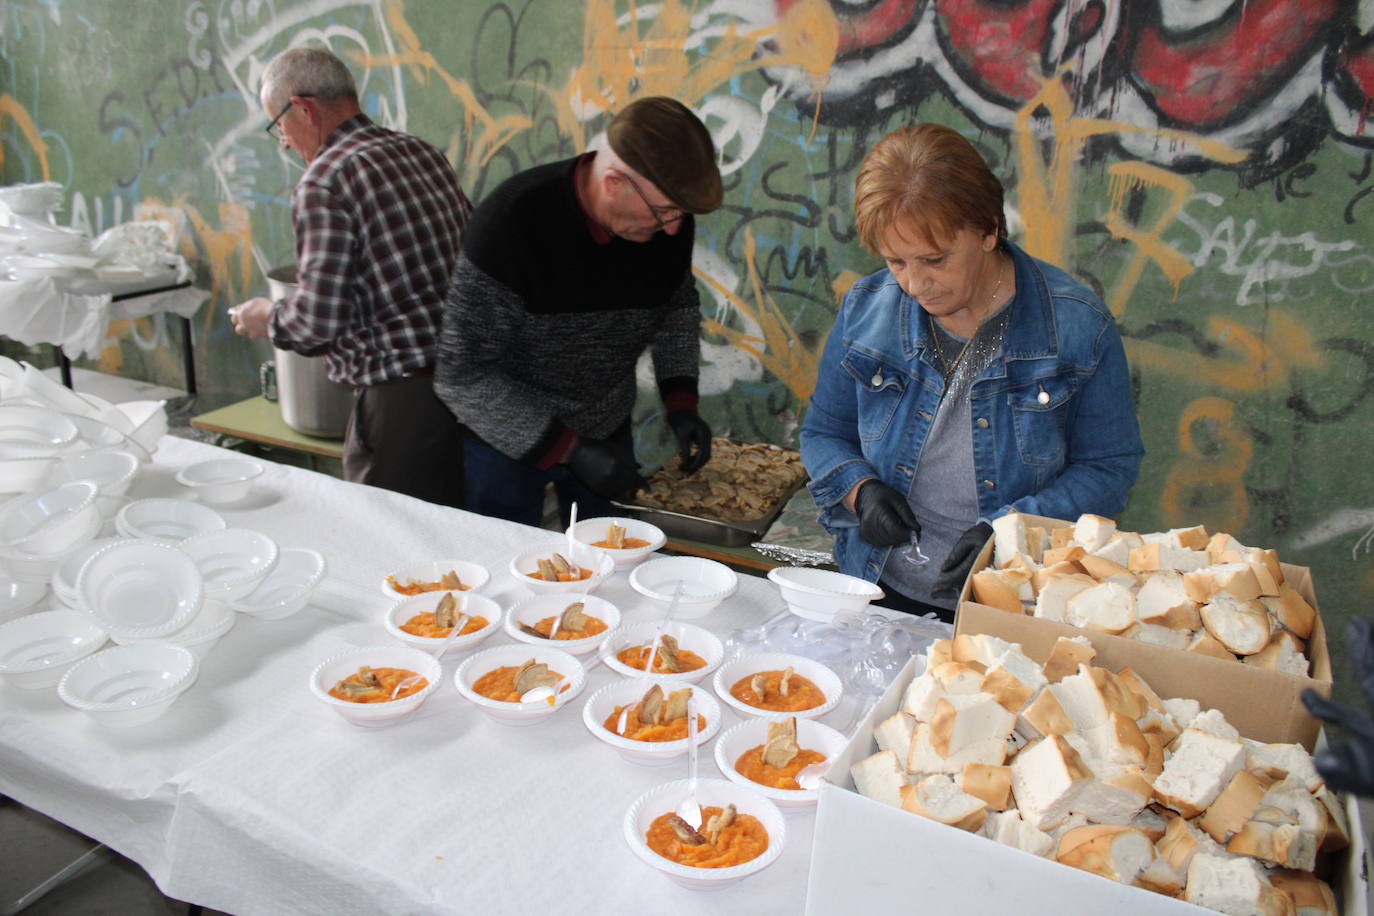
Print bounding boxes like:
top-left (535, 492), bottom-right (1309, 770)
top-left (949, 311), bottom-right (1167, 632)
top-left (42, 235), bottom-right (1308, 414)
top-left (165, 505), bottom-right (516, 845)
top-left (799, 240), bottom-right (1144, 583)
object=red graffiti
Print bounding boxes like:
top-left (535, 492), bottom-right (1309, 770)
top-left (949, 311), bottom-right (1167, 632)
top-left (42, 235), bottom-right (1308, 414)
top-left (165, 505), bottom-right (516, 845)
top-left (934, 0), bottom-right (1061, 103)
top-left (774, 0), bottom-right (924, 55)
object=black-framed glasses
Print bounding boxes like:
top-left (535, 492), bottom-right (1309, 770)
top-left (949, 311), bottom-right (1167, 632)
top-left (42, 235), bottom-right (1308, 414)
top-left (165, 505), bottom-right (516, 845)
top-left (264, 101), bottom-right (293, 140)
top-left (614, 169), bottom-right (684, 230)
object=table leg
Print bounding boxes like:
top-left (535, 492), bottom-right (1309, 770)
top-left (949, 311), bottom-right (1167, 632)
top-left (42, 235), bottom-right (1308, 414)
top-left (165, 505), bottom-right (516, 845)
top-left (53, 346), bottom-right (73, 389)
top-left (1, 843), bottom-right (111, 915)
top-left (178, 316), bottom-right (196, 396)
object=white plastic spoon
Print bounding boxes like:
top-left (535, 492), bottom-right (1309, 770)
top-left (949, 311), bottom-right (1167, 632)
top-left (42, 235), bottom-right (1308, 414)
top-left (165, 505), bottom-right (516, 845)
top-left (640, 578), bottom-right (685, 676)
top-left (520, 673), bottom-right (565, 707)
top-left (677, 694), bottom-right (703, 829)
top-left (389, 611), bottom-right (467, 699)
top-left (564, 501), bottom-right (580, 579)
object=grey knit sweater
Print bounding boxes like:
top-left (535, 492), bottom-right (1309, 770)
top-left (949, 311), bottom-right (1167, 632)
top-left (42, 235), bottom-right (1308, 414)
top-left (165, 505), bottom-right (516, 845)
top-left (433, 155), bottom-right (702, 464)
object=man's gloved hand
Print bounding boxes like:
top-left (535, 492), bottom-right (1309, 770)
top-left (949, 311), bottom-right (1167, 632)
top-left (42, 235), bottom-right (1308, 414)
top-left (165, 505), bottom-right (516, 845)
top-left (930, 521), bottom-right (994, 600)
top-left (1302, 617), bottom-right (1374, 798)
top-left (565, 437), bottom-right (646, 500)
top-left (666, 410), bottom-right (712, 474)
top-left (854, 480), bottom-right (919, 548)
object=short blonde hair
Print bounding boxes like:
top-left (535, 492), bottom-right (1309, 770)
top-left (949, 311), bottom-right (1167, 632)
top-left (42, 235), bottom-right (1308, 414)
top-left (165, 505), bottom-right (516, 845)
top-left (853, 123), bottom-right (1007, 254)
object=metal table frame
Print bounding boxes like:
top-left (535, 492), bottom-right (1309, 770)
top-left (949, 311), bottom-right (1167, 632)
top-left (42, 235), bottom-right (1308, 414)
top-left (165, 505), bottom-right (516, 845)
top-left (53, 279), bottom-right (196, 394)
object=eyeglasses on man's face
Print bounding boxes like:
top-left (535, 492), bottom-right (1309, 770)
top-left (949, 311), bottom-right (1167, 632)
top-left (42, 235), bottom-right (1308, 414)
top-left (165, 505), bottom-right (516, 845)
top-left (264, 101), bottom-right (293, 141)
top-left (616, 169), bottom-right (685, 231)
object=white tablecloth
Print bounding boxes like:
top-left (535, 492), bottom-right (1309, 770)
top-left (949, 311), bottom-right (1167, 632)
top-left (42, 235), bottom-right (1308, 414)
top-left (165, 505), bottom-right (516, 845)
top-left (0, 436), bottom-right (916, 915)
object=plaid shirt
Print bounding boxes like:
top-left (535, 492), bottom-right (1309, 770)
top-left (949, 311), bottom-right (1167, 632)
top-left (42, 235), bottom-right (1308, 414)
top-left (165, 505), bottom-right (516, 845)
top-left (271, 115), bottom-right (473, 386)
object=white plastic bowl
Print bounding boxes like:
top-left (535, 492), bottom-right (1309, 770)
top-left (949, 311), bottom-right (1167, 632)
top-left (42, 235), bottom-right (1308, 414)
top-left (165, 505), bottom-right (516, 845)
top-left (115, 498), bottom-right (225, 543)
top-left (713, 718), bottom-right (849, 807)
top-left (629, 557), bottom-right (739, 619)
top-left (601, 620), bottom-right (725, 684)
top-left (570, 516), bottom-right (666, 567)
top-left (712, 652), bottom-right (844, 721)
top-left (508, 541), bottom-right (615, 595)
top-left (623, 778), bottom-right (786, 889)
top-left (382, 590), bottom-right (503, 656)
top-left (111, 598), bottom-right (236, 660)
top-left (453, 643), bottom-right (587, 726)
top-left (0, 480), bottom-right (100, 556)
top-left (503, 592), bottom-right (622, 656)
top-left (0, 609), bottom-right (108, 688)
top-left (0, 575), bottom-right (49, 621)
top-left (309, 643), bottom-right (443, 728)
top-left (57, 643), bottom-right (198, 726)
top-left (175, 457), bottom-right (264, 505)
top-left (0, 405), bottom-right (78, 456)
top-left (76, 539), bottom-right (204, 640)
top-left (179, 528), bottom-right (279, 602)
top-left (582, 679), bottom-right (723, 766)
top-left (767, 566), bottom-right (885, 623)
top-left (42, 448), bottom-right (140, 504)
top-left (379, 559), bottom-right (491, 599)
top-left (114, 400), bottom-right (168, 454)
top-left (227, 548), bottom-right (325, 620)
top-left (52, 537), bottom-right (130, 608)
top-left (0, 453), bottom-right (56, 495)
top-left (64, 414), bottom-right (151, 466)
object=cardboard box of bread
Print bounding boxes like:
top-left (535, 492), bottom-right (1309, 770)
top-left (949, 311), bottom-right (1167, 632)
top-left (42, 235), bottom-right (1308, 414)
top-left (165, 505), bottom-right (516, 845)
top-left (953, 512), bottom-right (1331, 750)
top-left (805, 633), bottom-right (1366, 916)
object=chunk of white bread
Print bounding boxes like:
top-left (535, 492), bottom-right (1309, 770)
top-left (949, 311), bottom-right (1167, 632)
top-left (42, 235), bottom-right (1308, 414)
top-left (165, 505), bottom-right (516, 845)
top-left (1184, 562), bottom-right (1263, 604)
top-left (1043, 636), bottom-right (1096, 684)
top-left (1206, 531), bottom-right (1248, 561)
top-left (1072, 513), bottom-right (1117, 552)
top-left (1009, 735), bottom-right (1095, 830)
top-left (1197, 769), bottom-right (1267, 843)
top-left (1260, 776), bottom-right (1324, 836)
top-left (1269, 870), bottom-right (1337, 916)
top-left (1089, 532), bottom-right (1137, 569)
top-left (1200, 594), bottom-right (1272, 655)
top-left (961, 762), bottom-right (1013, 810)
top-left (850, 749), bottom-right (906, 807)
top-left (873, 711), bottom-right (917, 756)
top-left (1135, 571), bottom-right (1202, 630)
top-left (929, 692), bottom-right (1016, 757)
top-left (900, 773), bottom-right (988, 832)
top-left (930, 661), bottom-right (986, 696)
top-left (956, 636), bottom-right (1047, 713)
top-left (901, 671), bottom-right (945, 722)
top-left (1077, 554), bottom-right (1138, 588)
top-left (1226, 818), bottom-right (1318, 871)
top-left (1162, 696), bottom-right (1201, 731)
top-left (1120, 622), bottom-right (1191, 650)
top-left (1128, 542), bottom-right (1210, 574)
top-left (950, 632), bottom-right (1014, 668)
top-left (1152, 727), bottom-right (1246, 817)
top-left (1050, 665), bottom-right (1146, 732)
top-left (1313, 788), bottom-right (1349, 852)
top-left (1114, 666), bottom-right (1167, 715)
top-left (1065, 581), bottom-right (1137, 634)
top-left (908, 722), bottom-right (1007, 775)
top-left (1129, 805), bottom-right (1169, 842)
top-left (1156, 813), bottom-right (1226, 876)
top-left (1189, 707), bottom-right (1241, 743)
top-left (1242, 547), bottom-right (1285, 597)
top-left (1056, 824), bottom-right (1154, 885)
top-left (1187, 630), bottom-right (1238, 661)
top-left (992, 511), bottom-right (1028, 569)
top-left (1017, 688), bottom-right (1075, 740)
top-left (985, 808), bottom-right (1055, 858)
top-left (1185, 853), bottom-right (1293, 916)
top-left (1262, 585), bottom-right (1317, 640)
top-left (1244, 631), bottom-right (1310, 677)
top-left (1033, 573), bottom-right (1096, 623)
top-left (971, 567), bottom-right (1033, 613)
top-left (1134, 853), bottom-right (1184, 897)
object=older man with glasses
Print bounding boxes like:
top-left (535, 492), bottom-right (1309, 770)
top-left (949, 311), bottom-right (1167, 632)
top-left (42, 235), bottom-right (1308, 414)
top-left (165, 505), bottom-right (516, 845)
top-left (433, 97), bottom-right (721, 527)
top-left (229, 46), bottom-right (474, 509)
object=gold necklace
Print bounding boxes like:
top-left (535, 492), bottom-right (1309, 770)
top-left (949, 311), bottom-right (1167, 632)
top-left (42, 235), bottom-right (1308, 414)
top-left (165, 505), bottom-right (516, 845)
top-left (929, 256), bottom-right (1005, 378)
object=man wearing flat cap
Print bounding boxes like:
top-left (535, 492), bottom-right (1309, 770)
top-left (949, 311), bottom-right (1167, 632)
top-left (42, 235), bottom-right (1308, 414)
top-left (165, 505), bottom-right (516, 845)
top-left (434, 96), bottom-right (722, 526)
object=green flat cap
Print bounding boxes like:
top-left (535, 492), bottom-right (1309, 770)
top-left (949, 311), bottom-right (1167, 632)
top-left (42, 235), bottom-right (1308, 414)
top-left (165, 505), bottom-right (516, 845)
top-left (608, 97), bottom-right (723, 215)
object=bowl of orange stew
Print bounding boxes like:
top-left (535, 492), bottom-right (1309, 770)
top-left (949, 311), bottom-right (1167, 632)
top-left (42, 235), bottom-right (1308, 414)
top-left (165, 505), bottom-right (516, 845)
top-left (623, 777), bottom-right (786, 889)
top-left (309, 644), bottom-right (443, 727)
top-left (601, 620), bottom-right (724, 684)
top-left (711, 652), bottom-right (844, 721)
top-left (507, 541), bottom-right (614, 595)
top-left (379, 559), bottom-right (491, 600)
top-left (383, 590), bottom-right (502, 656)
top-left (502, 592), bottom-right (621, 655)
top-left (712, 717), bottom-right (848, 807)
top-left (453, 643), bottom-right (587, 726)
top-left (569, 516), bottom-right (665, 567)
top-left (582, 679), bottom-right (724, 766)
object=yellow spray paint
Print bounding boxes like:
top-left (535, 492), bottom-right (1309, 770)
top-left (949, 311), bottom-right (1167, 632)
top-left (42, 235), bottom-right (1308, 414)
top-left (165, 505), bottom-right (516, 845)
top-left (1161, 395), bottom-right (1253, 531)
top-left (1103, 163), bottom-right (1195, 315)
top-left (0, 94), bottom-right (51, 180)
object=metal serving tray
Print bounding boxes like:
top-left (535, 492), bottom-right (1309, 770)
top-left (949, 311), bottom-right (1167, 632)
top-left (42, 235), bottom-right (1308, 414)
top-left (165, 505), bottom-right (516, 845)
top-left (611, 476), bottom-right (809, 547)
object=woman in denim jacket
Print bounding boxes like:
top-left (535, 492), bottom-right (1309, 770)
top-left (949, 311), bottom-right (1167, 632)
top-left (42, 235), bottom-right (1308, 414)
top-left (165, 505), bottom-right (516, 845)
top-left (800, 124), bottom-right (1144, 620)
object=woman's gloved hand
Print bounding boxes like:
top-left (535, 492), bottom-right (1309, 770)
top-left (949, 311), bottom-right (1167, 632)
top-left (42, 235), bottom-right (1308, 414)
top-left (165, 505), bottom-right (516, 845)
top-left (666, 410), bottom-right (712, 473)
top-left (854, 480), bottom-right (919, 548)
top-left (1301, 617), bottom-right (1374, 797)
top-left (930, 521), bottom-right (993, 600)
top-left (565, 437), bottom-right (646, 500)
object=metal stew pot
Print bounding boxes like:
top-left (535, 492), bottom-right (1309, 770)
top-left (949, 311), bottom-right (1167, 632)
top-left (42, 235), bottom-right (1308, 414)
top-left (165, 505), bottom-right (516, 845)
top-left (264, 266), bottom-right (354, 439)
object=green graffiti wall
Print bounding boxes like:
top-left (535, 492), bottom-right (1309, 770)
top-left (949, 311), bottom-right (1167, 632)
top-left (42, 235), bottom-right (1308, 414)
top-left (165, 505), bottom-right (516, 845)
top-left (4, 1), bottom-right (1374, 692)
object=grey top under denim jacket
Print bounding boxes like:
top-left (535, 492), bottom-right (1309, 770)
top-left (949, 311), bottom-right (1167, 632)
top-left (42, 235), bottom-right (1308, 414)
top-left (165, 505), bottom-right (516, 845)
top-left (799, 240), bottom-right (1145, 585)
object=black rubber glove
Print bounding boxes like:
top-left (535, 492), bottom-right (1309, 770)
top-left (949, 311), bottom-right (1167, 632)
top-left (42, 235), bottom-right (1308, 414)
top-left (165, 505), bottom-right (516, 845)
top-left (1301, 617), bottom-right (1374, 797)
top-left (930, 521), bottom-right (994, 600)
top-left (853, 480), bottom-right (919, 548)
top-left (666, 410), bottom-right (712, 474)
top-left (565, 437), bottom-right (647, 500)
